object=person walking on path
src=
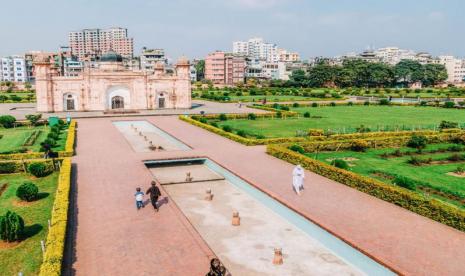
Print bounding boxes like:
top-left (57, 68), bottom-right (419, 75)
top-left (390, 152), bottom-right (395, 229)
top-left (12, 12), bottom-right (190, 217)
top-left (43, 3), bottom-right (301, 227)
top-left (146, 180), bottom-right (162, 211)
top-left (292, 165), bottom-right (305, 195)
top-left (135, 187), bottom-right (145, 210)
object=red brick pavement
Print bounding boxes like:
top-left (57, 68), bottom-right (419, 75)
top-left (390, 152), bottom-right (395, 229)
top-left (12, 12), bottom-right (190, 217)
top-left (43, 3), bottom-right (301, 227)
top-left (70, 116), bottom-right (465, 276)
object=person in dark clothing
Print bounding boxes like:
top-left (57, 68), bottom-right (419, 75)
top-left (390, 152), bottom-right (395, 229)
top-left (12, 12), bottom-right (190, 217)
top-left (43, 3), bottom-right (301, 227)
top-left (146, 181), bottom-right (162, 211)
top-left (206, 258), bottom-right (228, 276)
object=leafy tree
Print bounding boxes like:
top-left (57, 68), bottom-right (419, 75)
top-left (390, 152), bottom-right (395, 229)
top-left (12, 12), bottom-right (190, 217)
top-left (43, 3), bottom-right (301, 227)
top-left (423, 64), bottom-right (448, 86)
top-left (0, 115), bottom-right (16, 128)
top-left (195, 60), bottom-right (205, 80)
top-left (394, 60), bottom-right (423, 86)
top-left (0, 210), bottom-right (25, 242)
top-left (407, 135), bottom-right (427, 152)
top-left (289, 69), bottom-right (307, 87)
top-left (307, 62), bottom-right (337, 87)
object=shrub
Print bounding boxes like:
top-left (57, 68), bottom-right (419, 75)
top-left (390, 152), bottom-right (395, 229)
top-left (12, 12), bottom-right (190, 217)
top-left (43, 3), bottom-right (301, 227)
top-left (439, 120), bottom-right (458, 130)
top-left (25, 114), bottom-right (42, 126)
top-left (394, 176), bottom-right (416, 190)
top-left (276, 111), bottom-right (282, 118)
top-left (420, 101), bottom-right (428, 106)
top-left (210, 122), bottom-right (218, 128)
top-left (311, 102), bottom-right (318, 107)
top-left (455, 166), bottom-right (464, 174)
top-left (447, 153), bottom-right (464, 162)
top-left (292, 102), bottom-right (299, 108)
top-left (28, 162), bottom-right (53, 177)
top-left (331, 159), bottom-right (349, 170)
top-left (199, 118), bottom-right (207, 124)
top-left (356, 125), bottom-right (371, 133)
top-left (303, 112), bottom-right (310, 118)
top-left (364, 101), bottom-right (370, 106)
top-left (407, 135), bottom-right (427, 152)
top-left (330, 102), bottom-right (336, 106)
top-left (347, 101), bottom-right (353, 106)
top-left (350, 139), bottom-right (369, 152)
top-left (236, 130), bottom-right (247, 137)
top-left (0, 210), bottom-right (24, 242)
top-left (307, 129), bottom-right (324, 136)
top-left (0, 115), bottom-right (16, 128)
top-left (407, 156), bottom-right (422, 166)
top-left (0, 162), bottom-right (18, 174)
top-left (222, 125), bottom-right (232, 132)
top-left (289, 144), bottom-right (305, 154)
top-left (247, 113), bottom-right (257, 120)
top-left (448, 145), bottom-right (463, 152)
top-left (379, 99), bottom-right (390, 105)
top-left (47, 131), bottom-right (60, 140)
top-left (444, 101), bottom-right (455, 108)
top-left (16, 181), bottom-right (39, 201)
top-left (281, 106), bottom-right (290, 111)
top-left (219, 114), bottom-right (227, 121)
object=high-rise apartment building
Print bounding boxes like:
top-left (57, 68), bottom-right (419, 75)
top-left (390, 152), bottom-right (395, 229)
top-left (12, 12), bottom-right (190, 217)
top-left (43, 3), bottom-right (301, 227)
top-left (140, 48), bottom-right (167, 71)
top-left (205, 51), bottom-right (245, 85)
top-left (233, 37), bottom-right (278, 62)
top-left (1, 56), bottom-right (28, 82)
top-left (69, 27), bottom-right (134, 60)
top-left (438, 56), bottom-right (465, 83)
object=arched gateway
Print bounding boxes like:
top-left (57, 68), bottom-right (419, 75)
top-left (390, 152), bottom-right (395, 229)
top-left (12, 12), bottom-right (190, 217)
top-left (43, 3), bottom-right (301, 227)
top-left (107, 86), bottom-right (130, 110)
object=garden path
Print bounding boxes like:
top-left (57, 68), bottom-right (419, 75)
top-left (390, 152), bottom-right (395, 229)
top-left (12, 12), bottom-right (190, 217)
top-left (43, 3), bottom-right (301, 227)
top-left (69, 116), bottom-right (465, 276)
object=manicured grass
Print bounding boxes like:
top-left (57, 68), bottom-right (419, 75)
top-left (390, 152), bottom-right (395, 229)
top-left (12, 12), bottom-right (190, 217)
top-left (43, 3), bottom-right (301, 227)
top-left (216, 106), bottom-right (465, 138)
top-left (0, 172), bottom-right (58, 276)
top-left (0, 125), bottom-right (68, 153)
top-left (311, 143), bottom-right (465, 208)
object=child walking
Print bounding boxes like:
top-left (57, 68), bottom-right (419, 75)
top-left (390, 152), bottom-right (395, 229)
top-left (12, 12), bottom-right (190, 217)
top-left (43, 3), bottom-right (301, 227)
top-left (135, 187), bottom-right (145, 210)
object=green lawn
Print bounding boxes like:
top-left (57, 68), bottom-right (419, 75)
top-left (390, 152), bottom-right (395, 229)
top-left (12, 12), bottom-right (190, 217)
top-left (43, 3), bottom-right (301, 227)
top-left (216, 106), bottom-right (465, 138)
top-left (0, 172), bottom-right (58, 275)
top-left (311, 144), bottom-right (465, 208)
top-left (0, 125), bottom-right (68, 154)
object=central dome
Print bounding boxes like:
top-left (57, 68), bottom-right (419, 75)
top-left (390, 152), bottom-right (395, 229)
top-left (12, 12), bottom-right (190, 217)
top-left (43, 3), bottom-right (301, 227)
top-left (100, 51), bottom-right (123, 62)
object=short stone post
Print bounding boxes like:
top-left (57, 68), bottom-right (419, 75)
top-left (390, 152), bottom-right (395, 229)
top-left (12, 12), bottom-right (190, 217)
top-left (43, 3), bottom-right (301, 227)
top-left (48, 219), bottom-right (51, 230)
top-left (139, 131), bottom-right (143, 136)
top-left (144, 135), bottom-right (148, 141)
top-left (273, 248), bottom-right (283, 265)
top-left (232, 211), bottom-right (240, 226)
top-left (205, 189), bottom-right (213, 201)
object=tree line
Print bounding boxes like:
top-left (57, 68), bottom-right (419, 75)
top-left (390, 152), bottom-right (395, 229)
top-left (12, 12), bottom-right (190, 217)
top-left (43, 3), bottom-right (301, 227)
top-left (285, 59), bottom-right (448, 88)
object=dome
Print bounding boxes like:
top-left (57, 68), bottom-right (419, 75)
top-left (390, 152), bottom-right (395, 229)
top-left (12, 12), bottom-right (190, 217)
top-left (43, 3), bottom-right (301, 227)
top-left (177, 56), bottom-right (189, 65)
top-left (100, 51), bottom-right (123, 62)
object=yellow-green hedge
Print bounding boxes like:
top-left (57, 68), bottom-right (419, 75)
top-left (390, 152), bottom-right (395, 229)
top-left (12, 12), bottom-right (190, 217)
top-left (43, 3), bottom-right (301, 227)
top-left (0, 159), bottom-right (57, 174)
top-left (39, 157), bottom-right (72, 276)
top-left (181, 114), bottom-right (464, 147)
top-left (0, 120), bottom-right (76, 160)
top-left (266, 145), bottom-right (465, 232)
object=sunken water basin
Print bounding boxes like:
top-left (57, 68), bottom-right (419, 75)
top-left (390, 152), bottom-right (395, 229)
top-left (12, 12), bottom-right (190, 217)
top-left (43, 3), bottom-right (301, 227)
top-left (113, 120), bottom-right (190, 152)
top-left (146, 158), bottom-right (395, 275)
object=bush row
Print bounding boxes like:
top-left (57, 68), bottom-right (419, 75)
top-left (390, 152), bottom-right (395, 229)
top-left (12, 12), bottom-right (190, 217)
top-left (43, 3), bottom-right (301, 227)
top-left (266, 145), bottom-right (465, 232)
top-left (0, 120), bottom-right (76, 160)
top-left (39, 158), bottom-right (72, 276)
top-left (0, 159), bottom-right (56, 174)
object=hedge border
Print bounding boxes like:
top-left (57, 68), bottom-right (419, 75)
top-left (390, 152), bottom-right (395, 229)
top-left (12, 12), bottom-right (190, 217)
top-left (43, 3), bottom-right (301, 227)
top-left (181, 113), bottom-right (464, 146)
top-left (266, 144), bottom-right (465, 232)
top-left (0, 120), bottom-right (76, 160)
top-left (39, 157), bottom-right (71, 276)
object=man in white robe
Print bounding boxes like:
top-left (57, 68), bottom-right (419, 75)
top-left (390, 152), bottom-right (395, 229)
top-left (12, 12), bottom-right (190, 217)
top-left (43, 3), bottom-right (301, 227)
top-left (292, 165), bottom-right (305, 195)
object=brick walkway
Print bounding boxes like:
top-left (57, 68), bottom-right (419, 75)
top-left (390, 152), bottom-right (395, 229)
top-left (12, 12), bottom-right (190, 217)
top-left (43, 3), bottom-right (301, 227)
top-left (68, 116), bottom-right (465, 276)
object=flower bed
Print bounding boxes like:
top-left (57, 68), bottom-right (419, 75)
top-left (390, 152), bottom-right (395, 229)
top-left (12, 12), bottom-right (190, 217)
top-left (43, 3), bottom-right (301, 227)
top-left (266, 144), bottom-right (465, 231)
top-left (39, 157), bottom-right (71, 276)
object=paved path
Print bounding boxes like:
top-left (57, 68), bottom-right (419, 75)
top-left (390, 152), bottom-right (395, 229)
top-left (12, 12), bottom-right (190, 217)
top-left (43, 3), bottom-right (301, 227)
top-left (69, 115), bottom-right (465, 276)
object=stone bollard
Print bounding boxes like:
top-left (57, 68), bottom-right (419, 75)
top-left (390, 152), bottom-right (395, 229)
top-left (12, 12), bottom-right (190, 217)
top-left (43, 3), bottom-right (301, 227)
top-left (139, 131), bottom-right (143, 136)
top-left (205, 189), bottom-right (214, 201)
top-left (273, 248), bottom-right (283, 265)
top-left (186, 172), bottom-right (193, 182)
top-left (144, 135), bottom-right (148, 141)
top-left (232, 211), bottom-right (240, 226)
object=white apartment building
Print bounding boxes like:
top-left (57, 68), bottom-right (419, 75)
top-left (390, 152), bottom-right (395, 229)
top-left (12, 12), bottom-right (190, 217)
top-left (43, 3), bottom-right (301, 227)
top-left (374, 47), bottom-right (417, 65)
top-left (233, 37), bottom-right (278, 63)
top-left (140, 48), bottom-right (167, 71)
top-left (1, 56), bottom-right (28, 82)
top-left (438, 55), bottom-right (465, 83)
top-left (278, 49), bottom-right (300, 62)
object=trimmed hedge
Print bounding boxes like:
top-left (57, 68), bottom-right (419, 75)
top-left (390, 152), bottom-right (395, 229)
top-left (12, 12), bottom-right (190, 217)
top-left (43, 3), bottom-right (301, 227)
top-left (266, 144), bottom-right (465, 232)
top-left (0, 120), bottom-right (76, 160)
top-left (39, 158), bottom-right (71, 276)
top-left (0, 159), bottom-right (56, 174)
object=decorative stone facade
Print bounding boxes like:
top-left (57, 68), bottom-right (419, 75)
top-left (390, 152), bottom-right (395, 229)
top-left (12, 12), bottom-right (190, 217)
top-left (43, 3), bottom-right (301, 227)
top-left (34, 53), bottom-right (191, 112)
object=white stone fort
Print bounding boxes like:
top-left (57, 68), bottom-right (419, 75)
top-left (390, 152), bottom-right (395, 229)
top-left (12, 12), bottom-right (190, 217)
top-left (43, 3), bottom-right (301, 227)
top-left (34, 51), bottom-right (191, 112)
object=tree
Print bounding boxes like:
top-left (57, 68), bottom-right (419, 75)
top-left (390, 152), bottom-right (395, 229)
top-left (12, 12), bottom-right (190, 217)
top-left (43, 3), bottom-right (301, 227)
top-left (307, 62), bottom-right (337, 87)
top-left (423, 64), bottom-right (448, 86)
top-left (367, 62), bottom-right (394, 87)
top-left (25, 114), bottom-right (42, 126)
top-left (195, 60), bottom-right (205, 81)
top-left (394, 60), bottom-right (423, 86)
top-left (24, 82), bottom-right (32, 91)
top-left (289, 69), bottom-right (307, 87)
top-left (407, 135), bottom-right (427, 152)
top-left (0, 210), bottom-right (25, 242)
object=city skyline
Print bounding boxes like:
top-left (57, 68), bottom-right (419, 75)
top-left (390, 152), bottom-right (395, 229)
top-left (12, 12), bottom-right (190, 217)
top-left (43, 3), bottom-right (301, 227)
top-left (0, 0), bottom-right (464, 59)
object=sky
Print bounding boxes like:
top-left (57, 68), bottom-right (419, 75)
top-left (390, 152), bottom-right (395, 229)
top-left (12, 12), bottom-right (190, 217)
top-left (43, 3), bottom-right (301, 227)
top-left (1, 0), bottom-right (464, 60)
